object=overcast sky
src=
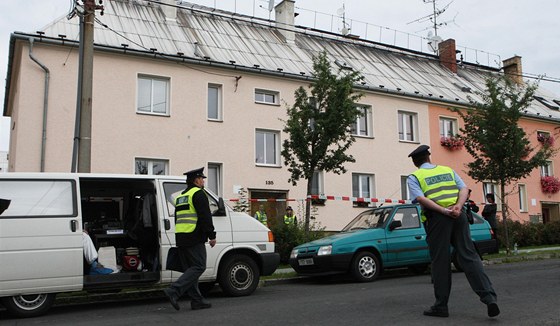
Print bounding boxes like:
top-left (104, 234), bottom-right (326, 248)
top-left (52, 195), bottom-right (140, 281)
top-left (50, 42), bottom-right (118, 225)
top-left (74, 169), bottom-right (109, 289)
top-left (1, 0), bottom-right (560, 151)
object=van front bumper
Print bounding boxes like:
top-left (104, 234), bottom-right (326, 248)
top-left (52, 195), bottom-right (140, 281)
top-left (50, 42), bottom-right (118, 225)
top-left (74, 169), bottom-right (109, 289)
top-left (261, 252), bottom-right (281, 276)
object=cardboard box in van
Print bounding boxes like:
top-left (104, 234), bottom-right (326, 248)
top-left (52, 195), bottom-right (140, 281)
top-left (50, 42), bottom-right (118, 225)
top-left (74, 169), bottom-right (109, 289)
top-left (0, 173), bottom-right (280, 317)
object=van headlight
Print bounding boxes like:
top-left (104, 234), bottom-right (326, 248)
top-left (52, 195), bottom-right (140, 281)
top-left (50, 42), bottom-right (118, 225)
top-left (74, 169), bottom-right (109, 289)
top-left (317, 245), bottom-right (332, 256)
top-left (290, 248), bottom-right (299, 259)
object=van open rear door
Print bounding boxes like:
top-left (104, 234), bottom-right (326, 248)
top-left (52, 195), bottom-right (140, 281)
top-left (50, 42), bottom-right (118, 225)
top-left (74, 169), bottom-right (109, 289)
top-left (0, 174), bottom-right (83, 317)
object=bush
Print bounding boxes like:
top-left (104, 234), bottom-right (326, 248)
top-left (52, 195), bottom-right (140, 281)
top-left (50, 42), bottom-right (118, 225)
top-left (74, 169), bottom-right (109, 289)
top-left (270, 221), bottom-right (326, 264)
top-left (497, 219), bottom-right (560, 248)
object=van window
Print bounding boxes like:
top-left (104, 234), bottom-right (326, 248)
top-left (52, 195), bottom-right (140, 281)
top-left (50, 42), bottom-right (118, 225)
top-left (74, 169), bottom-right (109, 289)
top-left (0, 180), bottom-right (76, 217)
top-left (163, 182), bottom-right (218, 217)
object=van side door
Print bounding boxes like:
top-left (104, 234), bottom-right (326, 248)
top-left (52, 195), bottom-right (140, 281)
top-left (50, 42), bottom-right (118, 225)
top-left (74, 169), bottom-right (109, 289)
top-left (160, 181), bottom-right (232, 280)
top-left (0, 177), bottom-right (83, 296)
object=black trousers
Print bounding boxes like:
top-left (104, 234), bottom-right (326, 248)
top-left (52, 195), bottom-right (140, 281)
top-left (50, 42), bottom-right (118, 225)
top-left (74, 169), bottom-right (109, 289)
top-left (425, 210), bottom-right (497, 310)
top-left (168, 242), bottom-right (207, 302)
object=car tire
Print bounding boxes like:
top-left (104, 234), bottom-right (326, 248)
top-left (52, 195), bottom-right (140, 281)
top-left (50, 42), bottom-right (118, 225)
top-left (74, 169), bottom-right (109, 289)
top-left (218, 254), bottom-right (260, 297)
top-left (1, 293), bottom-right (56, 318)
top-left (350, 251), bottom-right (381, 282)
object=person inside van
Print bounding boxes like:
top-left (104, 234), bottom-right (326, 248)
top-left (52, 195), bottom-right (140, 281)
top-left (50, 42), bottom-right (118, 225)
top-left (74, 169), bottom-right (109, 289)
top-left (83, 230), bottom-right (114, 275)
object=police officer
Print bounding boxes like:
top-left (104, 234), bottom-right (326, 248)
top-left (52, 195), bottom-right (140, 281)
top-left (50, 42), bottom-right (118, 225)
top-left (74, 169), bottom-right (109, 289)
top-left (283, 206), bottom-right (297, 225)
top-left (406, 145), bottom-right (499, 318)
top-left (254, 204), bottom-right (268, 226)
top-left (163, 167), bottom-right (216, 311)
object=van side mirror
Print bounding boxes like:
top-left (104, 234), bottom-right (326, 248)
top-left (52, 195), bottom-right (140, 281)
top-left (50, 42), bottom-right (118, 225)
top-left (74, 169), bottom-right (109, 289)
top-left (389, 220), bottom-right (402, 231)
top-left (213, 198), bottom-right (227, 216)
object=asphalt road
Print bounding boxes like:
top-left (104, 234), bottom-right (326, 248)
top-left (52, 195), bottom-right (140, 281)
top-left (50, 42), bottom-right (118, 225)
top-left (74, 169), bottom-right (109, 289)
top-left (1, 259), bottom-right (559, 325)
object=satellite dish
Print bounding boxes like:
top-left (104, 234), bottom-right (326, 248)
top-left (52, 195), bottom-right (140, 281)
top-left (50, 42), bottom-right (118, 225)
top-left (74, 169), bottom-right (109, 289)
top-left (337, 7), bottom-right (345, 16)
top-left (427, 31), bottom-right (433, 38)
top-left (341, 26), bottom-right (350, 35)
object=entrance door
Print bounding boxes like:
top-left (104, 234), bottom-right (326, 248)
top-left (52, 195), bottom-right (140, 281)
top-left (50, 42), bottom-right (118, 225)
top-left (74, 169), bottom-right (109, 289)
top-left (249, 190), bottom-right (288, 228)
top-left (0, 175), bottom-right (83, 296)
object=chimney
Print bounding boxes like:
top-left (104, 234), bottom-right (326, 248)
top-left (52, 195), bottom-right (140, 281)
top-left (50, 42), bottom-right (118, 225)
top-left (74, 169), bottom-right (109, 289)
top-left (438, 38), bottom-right (457, 74)
top-left (275, 0), bottom-right (296, 43)
top-left (161, 0), bottom-right (177, 21)
top-left (503, 56), bottom-right (523, 85)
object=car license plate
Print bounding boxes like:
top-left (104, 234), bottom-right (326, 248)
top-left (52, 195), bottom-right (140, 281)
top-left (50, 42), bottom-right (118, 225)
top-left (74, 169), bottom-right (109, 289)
top-left (298, 258), bottom-right (314, 266)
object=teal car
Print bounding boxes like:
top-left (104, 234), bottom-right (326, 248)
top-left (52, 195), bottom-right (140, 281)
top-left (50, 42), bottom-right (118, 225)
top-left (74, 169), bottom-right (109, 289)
top-left (289, 204), bottom-right (497, 282)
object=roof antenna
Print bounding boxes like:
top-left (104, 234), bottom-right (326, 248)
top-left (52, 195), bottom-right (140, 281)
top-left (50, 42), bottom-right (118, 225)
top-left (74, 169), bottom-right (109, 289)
top-left (337, 2), bottom-right (350, 36)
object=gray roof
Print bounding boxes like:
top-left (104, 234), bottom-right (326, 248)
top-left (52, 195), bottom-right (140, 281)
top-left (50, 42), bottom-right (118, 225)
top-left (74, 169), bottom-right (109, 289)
top-left (30, 0), bottom-right (560, 120)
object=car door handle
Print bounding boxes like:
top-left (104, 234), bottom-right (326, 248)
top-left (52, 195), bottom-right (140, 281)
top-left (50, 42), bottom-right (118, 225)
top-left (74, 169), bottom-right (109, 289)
top-left (415, 235), bottom-right (423, 240)
top-left (70, 219), bottom-right (78, 232)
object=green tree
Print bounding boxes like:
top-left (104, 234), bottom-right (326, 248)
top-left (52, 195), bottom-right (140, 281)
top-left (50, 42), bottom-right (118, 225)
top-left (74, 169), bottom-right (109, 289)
top-left (281, 51), bottom-right (363, 233)
top-left (454, 76), bottom-right (556, 254)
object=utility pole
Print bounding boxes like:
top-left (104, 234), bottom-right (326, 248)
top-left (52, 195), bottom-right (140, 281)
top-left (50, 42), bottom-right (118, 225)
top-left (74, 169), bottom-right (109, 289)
top-left (72, 0), bottom-right (103, 172)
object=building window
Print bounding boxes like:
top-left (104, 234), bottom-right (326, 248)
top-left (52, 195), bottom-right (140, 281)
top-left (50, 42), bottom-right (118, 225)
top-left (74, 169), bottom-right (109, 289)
top-left (518, 184), bottom-right (527, 212)
top-left (483, 182), bottom-right (500, 211)
top-left (135, 158), bottom-right (168, 175)
top-left (398, 111), bottom-right (417, 142)
top-left (207, 163), bottom-right (222, 197)
top-left (400, 175), bottom-right (411, 200)
top-left (255, 89), bottom-right (279, 105)
top-left (351, 105), bottom-right (373, 137)
top-left (352, 173), bottom-right (375, 207)
top-left (540, 161), bottom-right (553, 177)
top-left (439, 117), bottom-right (458, 137)
top-left (137, 75), bottom-right (169, 115)
top-left (208, 84), bottom-right (222, 121)
top-left (255, 130), bottom-right (280, 166)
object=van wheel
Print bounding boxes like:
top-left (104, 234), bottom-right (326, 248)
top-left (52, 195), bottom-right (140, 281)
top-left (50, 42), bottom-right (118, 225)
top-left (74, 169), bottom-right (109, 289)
top-left (218, 254), bottom-right (260, 297)
top-left (350, 251), bottom-right (381, 282)
top-left (1, 293), bottom-right (56, 318)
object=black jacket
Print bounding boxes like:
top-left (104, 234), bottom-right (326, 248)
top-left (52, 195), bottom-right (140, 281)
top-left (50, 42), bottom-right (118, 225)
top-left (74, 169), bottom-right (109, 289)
top-left (175, 185), bottom-right (216, 247)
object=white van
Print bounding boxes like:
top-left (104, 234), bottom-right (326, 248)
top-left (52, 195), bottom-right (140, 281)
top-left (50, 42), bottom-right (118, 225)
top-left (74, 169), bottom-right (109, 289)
top-left (0, 173), bottom-right (280, 317)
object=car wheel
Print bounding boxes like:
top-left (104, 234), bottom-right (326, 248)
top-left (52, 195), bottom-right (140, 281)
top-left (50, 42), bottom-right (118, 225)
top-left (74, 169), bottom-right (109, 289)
top-left (350, 251), bottom-right (381, 282)
top-left (218, 254), bottom-right (260, 297)
top-left (1, 293), bottom-right (56, 318)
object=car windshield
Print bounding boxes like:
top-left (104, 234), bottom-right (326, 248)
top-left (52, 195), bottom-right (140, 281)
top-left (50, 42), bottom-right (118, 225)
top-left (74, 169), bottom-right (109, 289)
top-left (341, 207), bottom-right (394, 232)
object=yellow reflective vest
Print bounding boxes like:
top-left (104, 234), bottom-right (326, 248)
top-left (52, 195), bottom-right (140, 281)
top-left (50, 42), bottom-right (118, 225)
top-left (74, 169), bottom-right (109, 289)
top-left (283, 215), bottom-right (295, 225)
top-left (412, 165), bottom-right (459, 221)
top-left (175, 187), bottom-right (201, 234)
top-left (256, 211), bottom-right (267, 225)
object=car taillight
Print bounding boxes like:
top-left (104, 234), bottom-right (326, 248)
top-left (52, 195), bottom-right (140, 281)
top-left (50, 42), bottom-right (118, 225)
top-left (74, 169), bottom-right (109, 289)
top-left (268, 231), bottom-right (274, 242)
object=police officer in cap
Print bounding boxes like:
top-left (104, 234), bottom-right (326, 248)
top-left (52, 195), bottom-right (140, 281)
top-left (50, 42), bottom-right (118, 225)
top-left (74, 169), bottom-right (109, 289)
top-left (163, 167), bottom-right (216, 311)
top-left (406, 145), bottom-right (500, 318)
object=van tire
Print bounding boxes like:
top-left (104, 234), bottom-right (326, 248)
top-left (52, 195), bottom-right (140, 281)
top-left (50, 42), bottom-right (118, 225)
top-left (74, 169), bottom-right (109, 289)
top-left (350, 251), bottom-right (381, 282)
top-left (218, 254), bottom-right (260, 297)
top-left (1, 293), bottom-right (56, 318)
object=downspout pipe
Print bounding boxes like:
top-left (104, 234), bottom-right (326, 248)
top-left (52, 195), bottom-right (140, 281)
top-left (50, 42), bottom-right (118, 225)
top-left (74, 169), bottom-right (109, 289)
top-left (28, 37), bottom-right (50, 172)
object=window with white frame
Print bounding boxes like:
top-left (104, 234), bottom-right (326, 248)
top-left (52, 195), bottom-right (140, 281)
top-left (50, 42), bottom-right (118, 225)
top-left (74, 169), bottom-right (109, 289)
top-left (208, 84), bottom-right (222, 121)
top-left (137, 75), bottom-right (169, 115)
top-left (255, 129), bottom-right (280, 165)
top-left (352, 173), bottom-right (375, 207)
top-left (483, 182), bottom-right (500, 211)
top-left (398, 111), bottom-right (417, 142)
top-left (352, 105), bottom-right (373, 137)
top-left (540, 161), bottom-right (553, 177)
top-left (518, 184), bottom-right (527, 212)
top-left (207, 163), bottom-right (222, 197)
top-left (255, 89), bottom-right (279, 105)
top-left (311, 171), bottom-right (324, 195)
top-left (400, 175), bottom-right (411, 200)
top-left (135, 158), bottom-right (168, 175)
top-left (439, 117), bottom-right (458, 137)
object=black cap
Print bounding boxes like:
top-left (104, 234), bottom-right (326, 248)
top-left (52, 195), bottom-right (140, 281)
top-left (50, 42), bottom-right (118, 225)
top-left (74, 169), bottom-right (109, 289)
top-left (286, 206), bottom-right (293, 210)
top-left (408, 145), bottom-right (430, 158)
top-left (183, 167), bottom-right (207, 181)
